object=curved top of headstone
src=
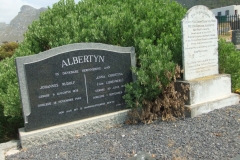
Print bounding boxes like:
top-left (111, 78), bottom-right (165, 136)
top-left (17, 43), bottom-right (135, 62)
top-left (182, 5), bottom-right (216, 21)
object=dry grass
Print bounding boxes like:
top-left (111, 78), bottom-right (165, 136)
top-left (126, 65), bottom-right (189, 124)
top-left (172, 156), bottom-right (187, 160)
top-left (168, 139), bottom-right (175, 147)
top-left (235, 88), bottom-right (240, 93)
top-left (172, 148), bottom-right (187, 160)
top-left (219, 33), bottom-right (231, 41)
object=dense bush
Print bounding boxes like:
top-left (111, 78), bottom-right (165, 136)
top-left (0, 57), bottom-right (23, 142)
top-left (218, 39), bottom-right (240, 91)
top-left (0, 41), bottom-right (20, 139)
top-left (0, 42), bottom-right (18, 61)
top-left (19, 0), bottom-right (185, 64)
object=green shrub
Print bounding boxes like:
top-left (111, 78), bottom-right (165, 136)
top-left (0, 104), bottom-right (5, 142)
top-left (0, 42), bottom-right (18, 61)
top-left (123, 43), bottom-right (176, 108)
top-left (218, 39), bottom-right (240, 91)
top-left (0, 103), bottom-right (23, 142)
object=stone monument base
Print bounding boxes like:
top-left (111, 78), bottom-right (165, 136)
top-left (18, 109), bottom-right (129, 149)
top-left (175, 74), bottom-right (239, 117)
top-left (185, 93), bottom-right (239, 117)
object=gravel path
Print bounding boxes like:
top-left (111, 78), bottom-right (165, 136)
top-left (6, 104), bottom-right (240, 160)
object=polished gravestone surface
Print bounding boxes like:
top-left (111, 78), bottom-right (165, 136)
top-left (232, 30), bottom-right (240, 45)
top-left (16, 43), bottom-right (135, 131)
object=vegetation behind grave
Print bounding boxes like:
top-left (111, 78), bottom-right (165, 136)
top-left (0, 42), bottom-right (18, 61)
top-left (0, 41), bottom-right (21, 142)
top-left (218, 39), bottom-right (240, 91)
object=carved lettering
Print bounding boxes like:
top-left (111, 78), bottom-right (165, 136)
top-left (75, 97), bottom-right (82, 100)
top-left (96, 75), bottom-right (106, 79)
top-left (84, 103), bottom-right (106, 109)
top-left (62, 81), bottom-right (75, 86)
top-left (39, 94), bottom-right (50, 99)
top-left (106, 79), bottom-right (123, 84)
top-left (66, 109), bottom-right (72, 113)
top-left (82, 67), bottom-right (101, 72)
top-left (95, 88), bottom-right (105, 92)
top-left (109, 91), bottom-right (122, 96)
top-left (93, 94), bottom-right (105, 99)
top-left (62, 55), bottom-right (105, 68)
top-left (38, 102), bottom-right (51, 107)
top-left (58, 111), bottom-right (64, 114)
top-left (40, 84), bottom-right (58, 90)
top-left (58, 98), bottom-right (74, 104)
top-left (108, 73), bottom-right (123, 77)
top-left (57, 90), bottom-right (71, 96)
top-left (62, 70), bottom-right (78, 75)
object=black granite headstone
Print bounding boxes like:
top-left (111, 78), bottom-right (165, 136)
top-left (232, 30), bottom-right (240, 45)
top-left (16, 43), bottom-right (135, 131)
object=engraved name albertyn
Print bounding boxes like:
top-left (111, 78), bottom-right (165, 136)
top-left (62, 55), bottom-right (105, 68)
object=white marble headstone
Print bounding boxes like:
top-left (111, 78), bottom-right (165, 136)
top-left (182, 5), bottom-right (218, 80)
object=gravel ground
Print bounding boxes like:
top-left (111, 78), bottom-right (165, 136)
top-left (6, 104), bottom-right (240, 160)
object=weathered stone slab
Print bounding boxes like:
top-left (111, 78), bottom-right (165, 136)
top-left (16, 43), bottom-right (135, 131)
top-left (182, 5), bottom-right (218, 80)
top-left (18, 109), bottom-right (129, 149)
top-left (185, 93), bottom-right (239, 117)
top-left (178, 5), bottom-right (239, 118)
top-left (232, 30), bottom-right (240, 45)
top-left (175, 74), bottom-right (232, 105)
